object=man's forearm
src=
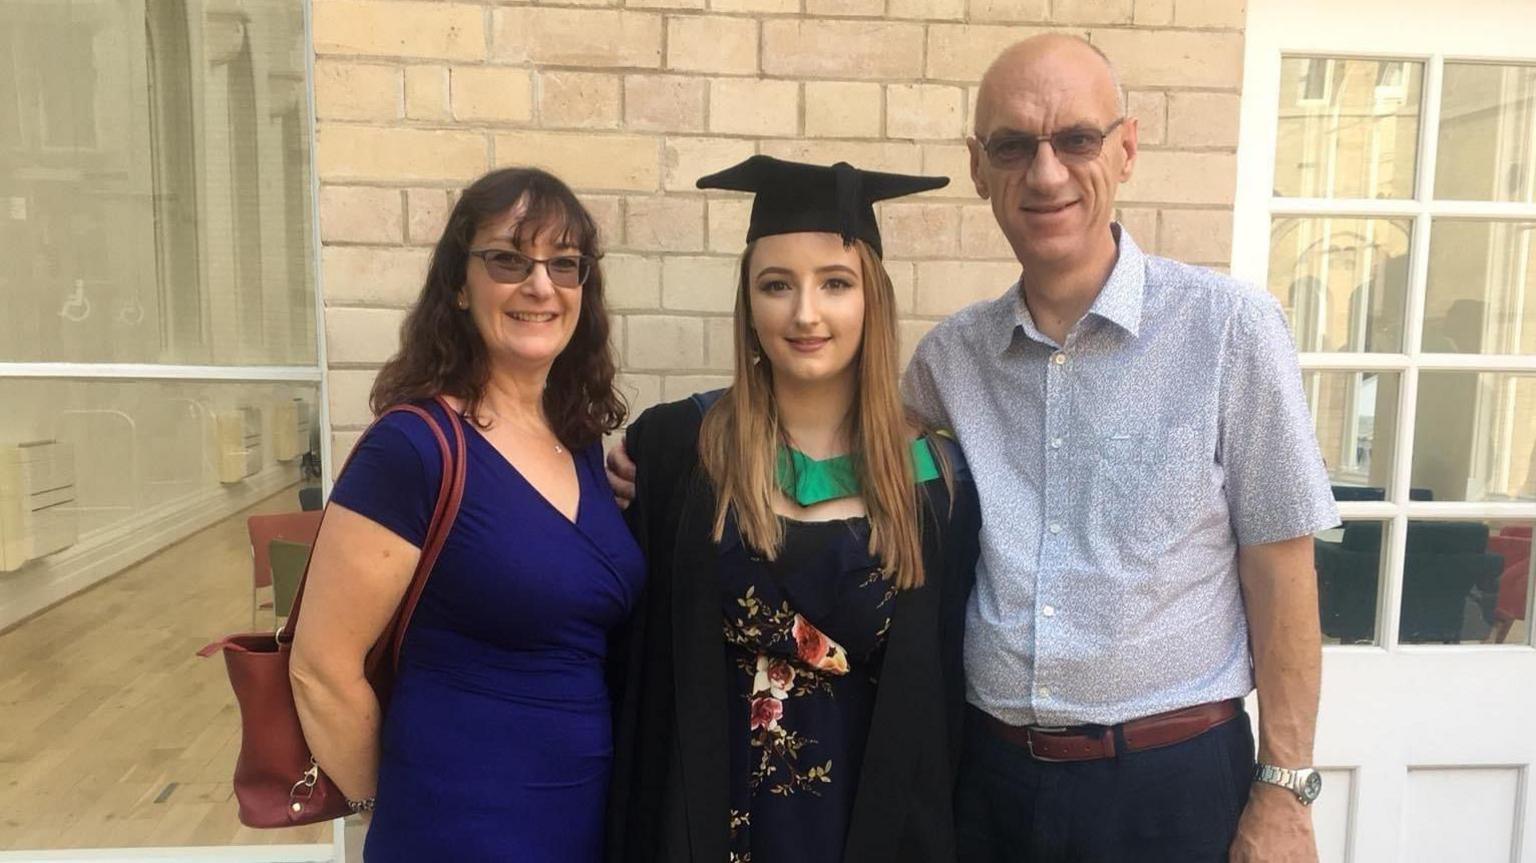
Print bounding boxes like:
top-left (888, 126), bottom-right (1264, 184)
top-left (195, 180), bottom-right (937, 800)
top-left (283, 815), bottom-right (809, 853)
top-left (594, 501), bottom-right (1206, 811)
top-left (1238, 535), bottom-right (1322, 767)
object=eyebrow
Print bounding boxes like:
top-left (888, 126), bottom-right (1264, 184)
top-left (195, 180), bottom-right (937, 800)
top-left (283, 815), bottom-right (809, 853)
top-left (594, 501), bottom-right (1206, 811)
top-left (754, 264), bottom-right (859, 278)
top-left (988, 122), bottom-right (1103, 137)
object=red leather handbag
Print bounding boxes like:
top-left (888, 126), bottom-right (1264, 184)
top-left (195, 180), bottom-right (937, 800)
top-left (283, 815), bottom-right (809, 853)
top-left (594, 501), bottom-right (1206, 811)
top-left (199, 397), bottom-right (467, 827)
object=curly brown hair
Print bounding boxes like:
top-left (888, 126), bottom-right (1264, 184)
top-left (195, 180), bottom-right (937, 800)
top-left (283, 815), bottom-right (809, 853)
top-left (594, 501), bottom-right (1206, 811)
top-left (369, 167), bottom-right (626, 448)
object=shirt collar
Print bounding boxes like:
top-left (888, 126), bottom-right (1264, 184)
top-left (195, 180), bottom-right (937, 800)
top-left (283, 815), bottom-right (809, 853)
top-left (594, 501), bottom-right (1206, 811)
top-left (993, 222), bottom-right (1146, 353)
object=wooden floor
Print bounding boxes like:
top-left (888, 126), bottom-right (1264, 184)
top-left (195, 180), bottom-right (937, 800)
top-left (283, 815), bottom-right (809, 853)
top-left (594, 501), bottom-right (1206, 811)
top-left (0, 489), bottom-right (340, 851)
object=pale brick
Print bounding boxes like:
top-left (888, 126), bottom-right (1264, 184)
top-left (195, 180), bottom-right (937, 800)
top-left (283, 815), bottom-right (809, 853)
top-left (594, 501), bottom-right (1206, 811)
top-left (538, 71), bottom-right (622, 129)
top-left (322, 246), bottom-right (432, 307)
top-left (325, 307), bottom-right (406, 365)
top-left (960, 204), bottom-right (1015, 258)
top-left (705, 316), bottom-right (738, 371)
top-left (1053, 0), bottom-right (1132, 24)
top-left (879, 203), bottom-right (960, 258)
top-left (890, 0), bottom-right (963, 18)
top-left (318, 126), bottom-right (487, 182)
top-left (493, 132), bottom-right (660, 192)
top-left (604, 254), bottom-right (663, 309)
top-left (762, 21), bottom-right (924, 81)
top-left (667, 16), bottom-right (758, 75)
top-left (914, 261), bottom-right (1020, 315)
top-left (450, 66), bottom-right (533, 123)
top-left (1119, 150), bottom-right (1236, 205)
top-left (406, 188), bottom-right (451, 246)
top-left (662, 374), bottom-right (733, 401)
top-left (625, 75), bottom-right (708, 133)
top-left (1158, 208), bottom-right (1233, 264)
top-left (320, 186), bottom-right (404, 244)
top-left (662, 256), bottom-right (739, 312)
top-left (1175, 0), bottom-right (1246, 28)
top-left (709, 79), bottom-right (799, 137)
top-left (313, 1), bottom-right (484, 61)
top-left (921, 144), bottom-right (974, 196)
top-left (331, 430), bottom-right (364, 474)
top-left (404, 65), bottom-right (450, 121)
top-left (625, 197), bottom-right (706, 252)
top-left (586, 196), bottom-right (624, 248)
top-left (762, 140), bottom-right (922, 175)
top-left (805, 82), bottom-right (883, 139)
top-left (1135, 0), bottom-right (1175, 24)
top-left (314, 61), bottom-right (401, 121)
top-left (626, 315), bottom-right (706, 369)
top-left (898, 319), bottom-right (935, 369)
top-left (1167, 92), bottom-right (1240, 148)
top-left (926, 24), bottom-right (1057, 82)
top-left (1127, 91), bottom-right (1166, 146)
top-left (710, 0), bottom-right (797, 12)
top-left (1087, 29), bottom-right (1243, 89)
top-left (326, 369), bottom-right (379, 430)
top-left (628, 0), bottom-right (704, 10)
top-left (491, 9), bottom-right (662, 69)
top-left (885, 261), bottom-right (916, 313)
top-left (887, 84), bottom-right (965, 140)
top-left (664, 137), bottom-right (757, 192)
top-left (615, 373), bottom-right (664, 419)
top-left (708, 198), bottom-right (753, 253)
top-left (1116, 208), bottom-right (1159, 248)
top-left (807, 0), bottom-right (884, 15)
top-left (967, 0), bottom-right (1047, 23)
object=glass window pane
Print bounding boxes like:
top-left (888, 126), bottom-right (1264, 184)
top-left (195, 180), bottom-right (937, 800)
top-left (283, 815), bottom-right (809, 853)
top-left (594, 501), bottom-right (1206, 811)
top-left (1304, 371), bottom-right (1401, 498)
top-left (0, 1), bottom-right (316, 365)
top-left (1271, 217), bottom-right (1412, 352)
top-left (1398, 519), bottom-right (1535, 645)
top-left (1274, 57), bottom-right (1423, 199)
top-left (1412, 372), bottom-right (1536, 502)
top-left (1435, 63), bottom-right (1536, 203)
top-left (1423, 220), bottom-right (1536, 355)
top-left (1316, 520), bottom-right (1388, 645)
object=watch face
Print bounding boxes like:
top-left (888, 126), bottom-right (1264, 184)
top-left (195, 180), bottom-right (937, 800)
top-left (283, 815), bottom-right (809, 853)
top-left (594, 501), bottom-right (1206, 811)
top-left (1301, 770), bottom-right (1323, 801)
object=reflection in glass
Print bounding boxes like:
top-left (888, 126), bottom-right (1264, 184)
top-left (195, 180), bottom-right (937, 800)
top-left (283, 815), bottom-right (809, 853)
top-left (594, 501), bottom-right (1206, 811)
top-left (1271, 217), bottom-right (1411, 352)
top-left (1399, 520), bottom-right (1534, 645)
top-left (1274, 57), bottom-right (1423, 200)
top-left (1314, 520), bottom-right (1387, 645)
top-left (1436, 63), bottom-right (1536, 203)
top-left (1424, 220), bottom-right (1536, 355)
top-left (1304, 371), bottom-right (1400, 498)
top-left (0, 1), bottom-right (316, 364)
top-left (1412, 372), bottom-right (1536, 502)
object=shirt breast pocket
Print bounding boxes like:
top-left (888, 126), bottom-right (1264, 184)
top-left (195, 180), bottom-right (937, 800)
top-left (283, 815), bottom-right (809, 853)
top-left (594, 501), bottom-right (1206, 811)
top-left (1097, 425), bottom-right (1207, 548)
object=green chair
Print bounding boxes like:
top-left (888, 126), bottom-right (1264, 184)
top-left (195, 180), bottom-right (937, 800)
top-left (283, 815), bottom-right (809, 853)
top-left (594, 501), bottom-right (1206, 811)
top-left (268, 538), bottom-right (313, 621)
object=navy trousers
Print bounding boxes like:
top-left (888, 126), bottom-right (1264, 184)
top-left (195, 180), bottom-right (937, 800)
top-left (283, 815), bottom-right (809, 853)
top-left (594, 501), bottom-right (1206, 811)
top-left (955, 705), bottom-right (1255, 863)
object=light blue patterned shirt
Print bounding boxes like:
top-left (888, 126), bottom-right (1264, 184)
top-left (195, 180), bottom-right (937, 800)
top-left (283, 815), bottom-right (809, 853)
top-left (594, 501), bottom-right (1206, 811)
top-left (903, 225), bottom-right (1339, 727)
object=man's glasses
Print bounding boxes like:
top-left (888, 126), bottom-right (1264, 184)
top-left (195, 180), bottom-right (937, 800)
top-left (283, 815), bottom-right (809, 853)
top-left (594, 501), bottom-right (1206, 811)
top-left (976, 117), bottom-right (1127, 169)
top-left (467, 249), bottom-right (596, 288)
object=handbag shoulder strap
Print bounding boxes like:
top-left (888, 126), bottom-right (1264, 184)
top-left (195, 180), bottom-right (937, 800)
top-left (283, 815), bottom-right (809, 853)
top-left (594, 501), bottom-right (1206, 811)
top-left (278, 395), bottom-right (467, 677)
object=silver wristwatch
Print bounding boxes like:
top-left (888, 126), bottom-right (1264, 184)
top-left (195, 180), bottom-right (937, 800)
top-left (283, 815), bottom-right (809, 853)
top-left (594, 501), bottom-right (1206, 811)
top-left (1254, 763), bottom-right (1322, 806)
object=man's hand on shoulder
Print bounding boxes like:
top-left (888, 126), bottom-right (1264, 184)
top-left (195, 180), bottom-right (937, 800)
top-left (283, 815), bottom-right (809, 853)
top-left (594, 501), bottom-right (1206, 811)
top-left (1229, 783), bottom-right (1318, 863)
top-left (606, 439), bottom-right (637, 509)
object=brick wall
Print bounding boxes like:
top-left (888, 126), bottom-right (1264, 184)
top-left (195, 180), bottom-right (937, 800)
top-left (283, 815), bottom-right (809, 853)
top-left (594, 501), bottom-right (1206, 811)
top-left (313, 0), bottom-right (1248, 462)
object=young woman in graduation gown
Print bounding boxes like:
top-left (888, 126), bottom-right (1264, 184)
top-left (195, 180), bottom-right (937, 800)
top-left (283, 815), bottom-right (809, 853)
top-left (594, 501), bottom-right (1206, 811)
top-left (606, 155), bottom-right (983, 863)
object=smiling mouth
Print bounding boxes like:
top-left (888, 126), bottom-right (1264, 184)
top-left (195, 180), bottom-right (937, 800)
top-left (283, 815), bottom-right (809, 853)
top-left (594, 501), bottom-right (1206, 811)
top-left (1023, 201), bottom-right (1078, 214)
top-left (786, 337), bottom-right (830, 353)
top-left (506, 311), bottom-right (557, 323)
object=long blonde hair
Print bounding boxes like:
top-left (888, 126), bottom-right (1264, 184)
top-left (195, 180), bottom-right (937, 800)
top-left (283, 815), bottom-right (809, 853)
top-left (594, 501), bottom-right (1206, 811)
top-left (698, 238), bottom-right (933, 589)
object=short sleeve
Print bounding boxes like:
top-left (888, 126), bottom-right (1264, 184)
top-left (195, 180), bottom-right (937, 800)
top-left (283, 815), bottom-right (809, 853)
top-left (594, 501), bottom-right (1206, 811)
top-left (329, 413), bottom-right (441, 548)
top-left (1218, 294), bottom-right (1341, 546)
top-left (902, 335), bottom-right (951, 430)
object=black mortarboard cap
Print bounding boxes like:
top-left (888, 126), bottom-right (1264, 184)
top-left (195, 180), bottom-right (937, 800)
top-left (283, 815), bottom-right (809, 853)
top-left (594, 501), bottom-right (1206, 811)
top-left (695, 155), bottom-right (949, 259)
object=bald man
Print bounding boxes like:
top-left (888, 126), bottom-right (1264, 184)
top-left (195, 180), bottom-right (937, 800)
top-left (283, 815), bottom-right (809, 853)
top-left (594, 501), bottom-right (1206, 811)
top-left (901, 35), bottom-right (1337, 862)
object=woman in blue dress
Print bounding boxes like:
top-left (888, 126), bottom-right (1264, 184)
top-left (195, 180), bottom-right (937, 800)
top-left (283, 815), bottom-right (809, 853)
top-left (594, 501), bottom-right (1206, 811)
top-left (290, 167), bottom-right (644, 861)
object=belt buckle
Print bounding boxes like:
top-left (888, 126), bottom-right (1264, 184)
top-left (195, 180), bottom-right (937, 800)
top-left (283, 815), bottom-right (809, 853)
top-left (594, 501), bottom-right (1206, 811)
top-left (1025, 726), bottom-right (1070, 762)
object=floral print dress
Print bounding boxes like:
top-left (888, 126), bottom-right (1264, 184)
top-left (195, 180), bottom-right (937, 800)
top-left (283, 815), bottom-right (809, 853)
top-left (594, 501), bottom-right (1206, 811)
top-left (719, 514), bottom-right (896, 863)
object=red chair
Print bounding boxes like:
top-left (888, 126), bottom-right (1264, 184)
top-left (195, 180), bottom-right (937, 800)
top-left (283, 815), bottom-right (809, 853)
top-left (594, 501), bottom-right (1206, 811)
top-left (247, 511), bottom-right (322, 626)
top-left (1488, 526), bottom-right (1532, 644)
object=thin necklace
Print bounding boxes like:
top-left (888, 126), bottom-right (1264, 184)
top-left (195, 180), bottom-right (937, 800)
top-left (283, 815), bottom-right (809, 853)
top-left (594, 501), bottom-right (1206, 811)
top-left (474, 407), bottom-right (562, 454)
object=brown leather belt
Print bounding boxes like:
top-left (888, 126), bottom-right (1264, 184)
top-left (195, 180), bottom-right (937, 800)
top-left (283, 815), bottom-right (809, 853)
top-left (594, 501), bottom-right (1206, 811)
top-left (979, 699), bottom-right (1242, 762)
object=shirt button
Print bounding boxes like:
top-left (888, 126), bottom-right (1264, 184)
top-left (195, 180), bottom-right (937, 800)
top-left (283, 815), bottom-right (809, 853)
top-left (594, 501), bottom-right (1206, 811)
top-left (1039, 686), bottom-right (1053, 699)
top-left (1042, 604), bottom-right (1056, 618)
top-left (1048, 523), bottom-right (1062, 534)
top-left (1051, 352), bottom-right (1066, 365)
top-left (1050, 437), bottom-right (1063, 449)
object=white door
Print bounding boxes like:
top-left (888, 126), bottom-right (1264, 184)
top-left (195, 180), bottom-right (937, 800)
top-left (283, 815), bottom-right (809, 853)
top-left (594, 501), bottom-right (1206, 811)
top-left (1233, 1), bottom-right (1536, 860)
